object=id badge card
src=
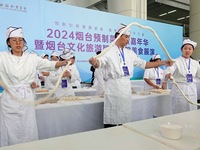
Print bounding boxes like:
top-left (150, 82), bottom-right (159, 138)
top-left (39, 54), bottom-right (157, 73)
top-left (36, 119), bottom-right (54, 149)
top-left (61, 78), bottom-right (68, 88)
top-left (186, 74), bottom-right (193, 82)
top-left (122, 66), bottom-right (130, 76)
top-left (156, 78), bottom-right (161, 85)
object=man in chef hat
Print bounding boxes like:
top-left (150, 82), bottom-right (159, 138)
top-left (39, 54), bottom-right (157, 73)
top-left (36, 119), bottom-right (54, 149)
top-left (89, 23), bottom-right (172, 128)
top-left (6, 26), bottom-right (28, 51)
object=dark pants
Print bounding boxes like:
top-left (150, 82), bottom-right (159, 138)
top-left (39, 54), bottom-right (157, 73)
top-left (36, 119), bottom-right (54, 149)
top-left (104, 124), bottom-right (122, 128)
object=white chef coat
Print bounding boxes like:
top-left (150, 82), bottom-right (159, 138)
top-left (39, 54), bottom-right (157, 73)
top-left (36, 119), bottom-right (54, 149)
top-left (98, 44), bottom-right (146, 124)
top-left (143, 67), bottom-right (164, 91)
top-left (93, 67), bottom-right (106, 96)
top-left (0, 51), bottom-right (56, 147)
top-left (164, 56), bottom-right (200, 114)
top-left (69, 64), bottom-right (81, 88)
top-left (48, 66), bottom-right (75, 97)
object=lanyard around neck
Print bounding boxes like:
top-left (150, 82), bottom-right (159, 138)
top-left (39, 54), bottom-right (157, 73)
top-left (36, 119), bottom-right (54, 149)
top-left (118, 48), bottom-right (125, 65)
top-left (184, 58), bottom-right (191, 73)
top-left (154, 68), bottom-right (159, 78)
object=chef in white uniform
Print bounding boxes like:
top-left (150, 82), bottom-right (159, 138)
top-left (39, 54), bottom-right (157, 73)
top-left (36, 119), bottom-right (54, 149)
top-left (38, 53), bottom-right (50, 87)
top-left (0, 27), bottom-right (70, 147)
top-left (92, 51), bottom-right (107, 96)
top-left (69, 53), bottom-right (82, 89)
top-left (44, 51), bottom-right (60, 89)
top-left (164, 39), bottom-right (200, 114)
top-left (48, 50), bottom-right (75, 97)
top-left (89, 24), bottom-right (172, 128)
top-left (143, 54), bottom-right (165, 91)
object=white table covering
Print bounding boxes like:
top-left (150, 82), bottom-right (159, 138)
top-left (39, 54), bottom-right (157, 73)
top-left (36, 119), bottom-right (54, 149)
top-left (123, 110), bottom-right (200, 150)
top-left (35, 93), bottom-right (171, 140)
top-left (0, 126), bottom-right (176, 150)
top-left (36, 97), bottom-right (104, 139)
top-left (131, 93), bottom-right (171, 121)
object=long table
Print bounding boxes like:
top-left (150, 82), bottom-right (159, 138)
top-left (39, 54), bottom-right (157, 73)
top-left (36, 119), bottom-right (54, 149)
top-left (35, 93), bottom-right (171, 140)
top-left (0, 126), bottom-right (176, 150)
top-left (35, 98), bottom-right (104, 140)
top-left (123, 109), bottom-right (200, 150)
top-left (2, 110), bottom-right (200, 150)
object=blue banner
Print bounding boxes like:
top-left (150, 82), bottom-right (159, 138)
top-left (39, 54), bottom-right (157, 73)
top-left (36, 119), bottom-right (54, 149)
top-left (0, 0), bottom-right (182, 82)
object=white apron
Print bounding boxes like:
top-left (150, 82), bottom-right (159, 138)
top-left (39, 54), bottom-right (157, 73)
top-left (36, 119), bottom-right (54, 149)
top-left (0, 84), bottom-right (38, 147)
top-left (55, 84), bottom-right (75, 98)
top-left (170, 82), bottom-right (197, 114)
top-left (104, 77), bottom-right (132, 124)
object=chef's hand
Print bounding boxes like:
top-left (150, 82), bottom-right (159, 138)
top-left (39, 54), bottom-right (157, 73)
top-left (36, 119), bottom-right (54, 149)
top-left (162, 60), bottom-right (174, 66)
top-left (62, 71), bottom-right (72, 79)
top-left (164, 73), bottom-right (172, 81)
top-left (65, 71), bottom-right (72, 79)
top-left (31, 82), bottom-right (39, 89)
top-left (42, 71), bottom-right (50, 76)
top-left (89, 57), bottom-right (99, 68)
top-left (38, 76), bottom-right (45, 81)
top-left (153, 85), bottom-right (160, 89)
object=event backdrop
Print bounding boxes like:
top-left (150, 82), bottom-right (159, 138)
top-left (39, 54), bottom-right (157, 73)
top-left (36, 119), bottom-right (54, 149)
top-left (0, 0), bottom-right (183, 82)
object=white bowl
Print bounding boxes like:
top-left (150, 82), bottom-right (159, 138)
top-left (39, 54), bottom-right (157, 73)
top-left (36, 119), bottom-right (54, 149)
top-left (160, 122), bottom-right (183, 140)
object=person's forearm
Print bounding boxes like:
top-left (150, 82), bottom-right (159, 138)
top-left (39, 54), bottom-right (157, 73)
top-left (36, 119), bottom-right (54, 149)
top-left (55, 61), bottom-right (67, 68)
top-left (144, 78), bottom-right (158, 88)
top-left (144, 78), bottom-right (155, 87)
top-left (145, 61), bottom-right (164, 69)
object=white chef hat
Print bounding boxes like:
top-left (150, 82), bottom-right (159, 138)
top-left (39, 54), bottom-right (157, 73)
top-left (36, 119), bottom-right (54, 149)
top-left (6, 26), bottom-right (24, 39)
top-left (116, 24), bottom-right (131, 36)
top-left (51, 51), bottom-right (59, 57)
top-left (60, 52), bottom-right (72, 60)
top-left (152, 54), bottom-right (161, 60)
top-left (63, 48), bottom-right (70, 54)
top-left (182, 39), bottom-right (197, 48)
top-left (41, 53), bottom-right (48, 58)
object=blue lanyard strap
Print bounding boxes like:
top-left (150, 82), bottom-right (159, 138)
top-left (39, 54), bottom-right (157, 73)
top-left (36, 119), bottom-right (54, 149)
top-left (185, 58), bottom-right (191, 73)
top-left (154, 68), bottom-right (159, 78)
top-left (188, 58), bottom-right (191, 73)
top-left (118, 48), bottom-right (125, 64)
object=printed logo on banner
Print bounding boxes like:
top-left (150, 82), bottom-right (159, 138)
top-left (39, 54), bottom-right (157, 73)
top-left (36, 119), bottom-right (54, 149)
top-left (0, 2), bottom-right (27, 12)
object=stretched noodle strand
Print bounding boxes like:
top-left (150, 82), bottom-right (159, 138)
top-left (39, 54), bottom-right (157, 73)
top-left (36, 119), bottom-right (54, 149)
top-left (170, 76), bottom-right (200, 106)
top-left (35, 60), bottom-right (72, 105)
top-left (0, 60), bottom-right (72, 106)
top-left (0, 22), bottom-right (199, 107)
top-left (94, 22), bottom-right (199, 106)
top-left (95, 22), bottom-right (174, 62)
